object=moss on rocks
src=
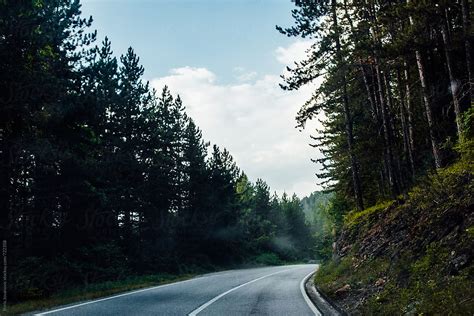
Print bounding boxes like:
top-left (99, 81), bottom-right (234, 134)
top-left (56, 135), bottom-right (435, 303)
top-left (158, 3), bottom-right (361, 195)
top-left (315, 149), bottom-right (474, 315)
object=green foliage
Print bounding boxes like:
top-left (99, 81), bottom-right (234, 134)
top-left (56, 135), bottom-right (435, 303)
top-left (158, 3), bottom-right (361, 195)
top-left (306, 192), bottom-right (336, 262)
top-left (467, 226), bottom-right (474, 237)
top-left (312, 230), bottom-right (333, 262)
top-left (407, 143), bottom-right (473, 213)
top-left (316, 246), bottom-right (474, 315)
top-left (362, 245), bottom-right (474, 316)
top-left (1, 0), bottom-right (316, 307)
top-left (315, 256), bottom-right (390, 296)
top-left (13, 243), bottom-right (128, 300)
top-left (461, 107), bottom-right (474, 140)
top-left (253, 253), bottom-right (282, 266)
top-left (300, 191), bottom-right (333, 222)
top-left (8, 273), bottom-right (195, 316)
top-left (280, 0), bottom-right (474, 312)
top-left (344, 200), bottom-right (393, 228)
top-left (280, 0), bottom-right (473, 236)
top-left (314, 257), bottom-right (352, 294)
top-left (313, 151), bottom-right (474, 314)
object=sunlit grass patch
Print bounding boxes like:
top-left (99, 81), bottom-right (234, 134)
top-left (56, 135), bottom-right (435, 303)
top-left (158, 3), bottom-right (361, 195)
top-left (343, 200), bottom-right (393, 228)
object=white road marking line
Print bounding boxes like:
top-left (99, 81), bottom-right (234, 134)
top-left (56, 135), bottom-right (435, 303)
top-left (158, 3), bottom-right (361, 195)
top-left (300, 268), bottom-right (322, 316)
top-left (35, 276), bottom-right (205, 315)
top-left (35, 265), bottom-right (316, 316)
top-left (188, 267), bottom-right (299, 315)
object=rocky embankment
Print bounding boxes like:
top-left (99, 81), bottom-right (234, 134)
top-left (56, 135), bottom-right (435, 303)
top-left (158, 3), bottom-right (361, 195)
top-left (315, 155), bottom-right (474, 315)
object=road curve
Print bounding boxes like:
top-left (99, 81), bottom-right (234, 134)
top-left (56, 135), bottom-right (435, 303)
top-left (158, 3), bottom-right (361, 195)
top-left (35, 264), bottom-right (320, 316)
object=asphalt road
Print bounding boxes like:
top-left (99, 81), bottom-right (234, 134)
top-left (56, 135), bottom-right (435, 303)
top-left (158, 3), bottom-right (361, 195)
top-left (35, 264), bottom-right (320, 316)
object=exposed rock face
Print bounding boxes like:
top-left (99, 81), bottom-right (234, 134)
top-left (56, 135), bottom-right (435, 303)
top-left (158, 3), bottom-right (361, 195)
top-left (317, 164), bottom-right (474, 314)
top-left (335, 284), bottom-right (351, 296)
top-left (374, 278), bottom-right (385, 287)
top-left (336, 200), bottom-right (473, 275)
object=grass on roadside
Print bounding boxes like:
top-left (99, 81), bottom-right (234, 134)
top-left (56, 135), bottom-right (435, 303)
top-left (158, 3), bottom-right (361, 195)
top-left (343, 200), bottom-right (393, 228)
top-left (7, 273), bottom-right (196, 315)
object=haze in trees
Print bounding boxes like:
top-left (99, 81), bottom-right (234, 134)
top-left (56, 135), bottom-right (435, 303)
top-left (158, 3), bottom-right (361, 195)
top-left (0, 1), bottom-right (314, 302)
top-left (278, 0), bottom-right (473, 212)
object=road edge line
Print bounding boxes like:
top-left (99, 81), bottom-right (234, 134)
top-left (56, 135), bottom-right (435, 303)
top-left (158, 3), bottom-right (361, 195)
top-left (300, 269), bottom-right (322, 316)
top-left (34, 277), bottom-right (202, 315)
top-left (304, 267), bottom-right (347, 316)
top-left (188, 267), bottom-right (296, 316)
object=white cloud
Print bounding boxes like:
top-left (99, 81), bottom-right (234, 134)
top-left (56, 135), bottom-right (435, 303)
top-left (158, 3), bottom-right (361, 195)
top-left (233, 67), bottom-right (258, 82)
top-left (275, 40), bottom-right (313, 65)
top-left (170, 66), bottom-right (216, 83)
top-left (150, 41), bottom-right (322, 197)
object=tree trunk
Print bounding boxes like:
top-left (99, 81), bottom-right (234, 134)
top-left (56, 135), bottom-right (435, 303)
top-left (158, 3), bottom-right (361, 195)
top-left (383, 71), bottom-right (404, 190)
top-left (341, 1), bottom-right (377, 122)
top-left (361, 64), bottom-right (378, 122)
top-left (407, 0), bottom-right (442, 168)
top-left (403, 62), bottom-right (416, 155)
top-left (331, 0), bottom-right (364, 210)
top-left (375, 61), bottom-right (400, 196)
top-left (461, 0), bottom-right (473, 104)
top-left (415, 50), bottom-right (442, 168)
top-left (383, 72), bottom-right (397, 143)
top-left (397, 68), bottom-right (415, 178)
top-left (440, 13), bottom-right (463, 136)
top-left (366, 0), bottom-right (401, 195)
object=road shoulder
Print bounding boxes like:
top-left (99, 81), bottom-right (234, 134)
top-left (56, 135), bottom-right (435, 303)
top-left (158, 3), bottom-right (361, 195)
top-left (305, 271), bottom-right (346, 316)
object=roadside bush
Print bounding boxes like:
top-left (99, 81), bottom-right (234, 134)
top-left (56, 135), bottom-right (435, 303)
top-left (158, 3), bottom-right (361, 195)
top-left (253, 252), bottom-right (282, 266)
top-left (12, 256), bottom-right (77, 300)
top-left (12, 242), bottom-right (128, 301)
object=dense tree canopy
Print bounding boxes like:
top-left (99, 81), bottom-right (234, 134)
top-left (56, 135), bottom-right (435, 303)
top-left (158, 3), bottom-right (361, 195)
top-left (279, 0), bottom-right (473, 216)
top-left (0, 0), bottom-right (314, 301)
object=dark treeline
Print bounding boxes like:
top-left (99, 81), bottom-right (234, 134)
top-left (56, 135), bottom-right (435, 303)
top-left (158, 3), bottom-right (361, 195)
top-left (279, 0), bottom-right (473, 227)
top-left (0, 1), bottom-right (313, 301)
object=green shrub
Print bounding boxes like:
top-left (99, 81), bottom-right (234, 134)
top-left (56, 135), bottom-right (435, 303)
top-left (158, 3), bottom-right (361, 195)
top-left (253, 252), bottom-right (282, 266)
top-left (344, 200), bottom-right (393, 228)
top-left (12, 242), bottom-right (129, 301)
top-left (363, 245), bottom-right (474, 316)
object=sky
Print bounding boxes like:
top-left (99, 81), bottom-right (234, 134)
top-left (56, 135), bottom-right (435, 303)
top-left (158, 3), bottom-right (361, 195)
top-left (81, 0), bottom-right (323, 197)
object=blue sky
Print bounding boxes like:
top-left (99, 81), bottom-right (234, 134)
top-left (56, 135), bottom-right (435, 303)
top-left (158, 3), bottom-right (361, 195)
top-left (82, 0), bottom-right (297, 82)
top-left (81, 0), bottom-right (322, 197)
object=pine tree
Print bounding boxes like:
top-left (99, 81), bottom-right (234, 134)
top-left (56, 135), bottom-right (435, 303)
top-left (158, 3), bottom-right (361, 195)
top-left (176, 118), bottom-right (210, 261)
top-left (279, 0), bottom-right (472, 223)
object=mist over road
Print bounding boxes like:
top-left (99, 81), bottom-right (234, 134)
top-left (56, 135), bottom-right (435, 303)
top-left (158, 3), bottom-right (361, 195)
top-left (35, 264), bottom-right (320, 316)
